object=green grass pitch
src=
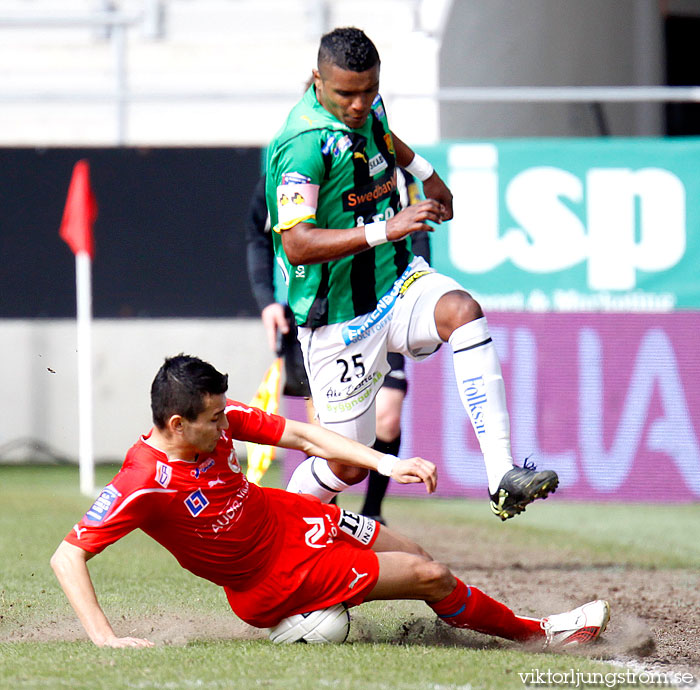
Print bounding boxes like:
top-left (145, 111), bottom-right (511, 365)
top-left (1, 463), bottom-right (698, 689)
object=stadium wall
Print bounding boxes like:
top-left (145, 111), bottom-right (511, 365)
top-left (0, 318), bottom-right (270, 462)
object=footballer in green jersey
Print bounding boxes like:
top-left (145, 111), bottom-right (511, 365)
top-left (266, 84), bottom-right (412, 328)
top-left (269, 28), bottom-right (558, 523)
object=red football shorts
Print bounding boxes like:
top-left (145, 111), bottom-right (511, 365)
top-left (224, 490), bottom-right (380, 628)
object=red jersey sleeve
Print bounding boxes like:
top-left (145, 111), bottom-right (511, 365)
top-left (225, 399), bottom-right (286, 446)
top-left (63, 457), bottom-right (174, 554)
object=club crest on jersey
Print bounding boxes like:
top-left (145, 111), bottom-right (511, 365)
top-left (227, 450), bottom-right (241, 474)
top-left (85, 484), bottom-right (121, 523)
top-left (281, 171), bottom-right (311, 185)
top-left (384, 132), bottom-right (395, 155)
top-left (155, 461), bottom-right (172, 488)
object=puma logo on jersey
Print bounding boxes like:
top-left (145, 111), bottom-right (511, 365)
top-left (73, 524), bottom-right (87, 539)
top-left (208, 475), bottom-right (226, 488)
top-left (348, 568), bottom-right (368, 589)
top-left (353, 151), bottom-right (368, 163)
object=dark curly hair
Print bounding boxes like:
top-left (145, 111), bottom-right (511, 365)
top-left (150, 354), bottom-right (228, 428)
top-left (318, 27), bottom-right (380, 73)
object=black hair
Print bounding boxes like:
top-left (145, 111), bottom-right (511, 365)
top-left (317, 27), bottom-right (380, 73)
top-left (150, 354), bottom-right (228, 429)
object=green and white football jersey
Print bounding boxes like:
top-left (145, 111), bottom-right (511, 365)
top-left (266, 86), bottom-right (414, 328)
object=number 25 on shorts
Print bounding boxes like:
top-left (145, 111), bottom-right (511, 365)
top-left (336, 354), bottom-right (365, 383)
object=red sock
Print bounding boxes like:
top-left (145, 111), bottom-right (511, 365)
top-left (429, 579), bottom-right (544, 642)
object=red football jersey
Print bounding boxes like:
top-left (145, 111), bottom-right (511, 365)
top-left (64, 400), bottom-right (288, 590)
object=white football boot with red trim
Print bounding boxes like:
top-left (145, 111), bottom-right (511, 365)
top-left (541, 600), bottom-right (611, 649)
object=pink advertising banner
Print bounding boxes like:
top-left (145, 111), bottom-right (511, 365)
top-left (281, 313), bottom-right (700, 502)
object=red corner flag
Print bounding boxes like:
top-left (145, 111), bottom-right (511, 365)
top-left (59, 160), bottom-right (98, 259)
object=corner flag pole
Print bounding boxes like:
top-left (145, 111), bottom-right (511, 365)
top-left (59, 160), bottom-right (98, 496)
top-left (75, 251), bottom-right (94, 495)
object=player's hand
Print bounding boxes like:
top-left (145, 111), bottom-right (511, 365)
top-left (385, 200), bottom-right (446, 241)
top-left (422, 173), bottom-right (454, 221)
top-left (261, 303), bottom-right (290, 352)
top-left (99, 635), bottom-right (154, 648)
top-left (390, 457), bottom-right (437, 494)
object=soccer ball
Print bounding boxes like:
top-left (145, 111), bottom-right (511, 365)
top-left (268, 604), bottom-right (350, 644)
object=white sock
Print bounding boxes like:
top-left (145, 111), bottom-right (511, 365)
top-left (449, 317), bottom-right (514, 494)
top-left (285, 456), bottom-right (351, 503)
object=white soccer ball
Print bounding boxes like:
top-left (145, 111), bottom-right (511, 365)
top-left (268, 604), bottom-right (350, 644)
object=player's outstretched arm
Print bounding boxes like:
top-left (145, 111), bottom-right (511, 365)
top-left (50, 541), bottom-right (154, 648)
top-left (391, 131), bottom-right (454, 221)
top-left (420, 173), bottom-right (454, 221)
top-left (278, 418), bottom-right (437, 493)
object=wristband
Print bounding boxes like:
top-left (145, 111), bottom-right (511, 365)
top-left (376, 454), bottom-right (399, 477)
top-left (405, 154), bottom-right (434, 182)
top-left (364, 220), bottom-right (388, 247)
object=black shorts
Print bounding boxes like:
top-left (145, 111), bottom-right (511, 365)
top-left (281, 306), bottom-right (311, 398)
top-left (383, 352), bottom-right (407, 393)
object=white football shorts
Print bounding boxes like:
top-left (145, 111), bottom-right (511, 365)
top-left (297, 257), bottom-right (466, 438)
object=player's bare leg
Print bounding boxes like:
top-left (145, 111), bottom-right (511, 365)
top-left (435, 290), bottom-right (558, 520)
top-left (371, 521), bottom-right (431, 559)
top-left (367, 551), bottom-right (454, 602)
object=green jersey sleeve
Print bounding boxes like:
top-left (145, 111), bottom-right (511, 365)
top-left (268, 132), bottom-right (326, 232)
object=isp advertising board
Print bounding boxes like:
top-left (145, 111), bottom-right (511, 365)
top-left (418, 138), bottom-right (700, 311)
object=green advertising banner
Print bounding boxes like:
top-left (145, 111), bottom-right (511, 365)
top-left (416, 138), bottom-right (700, 311)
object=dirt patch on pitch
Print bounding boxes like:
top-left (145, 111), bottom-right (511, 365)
top-left (395, 515), bottom-right (700, 678)
top-left (4, 611), bottom-right (265, 645)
